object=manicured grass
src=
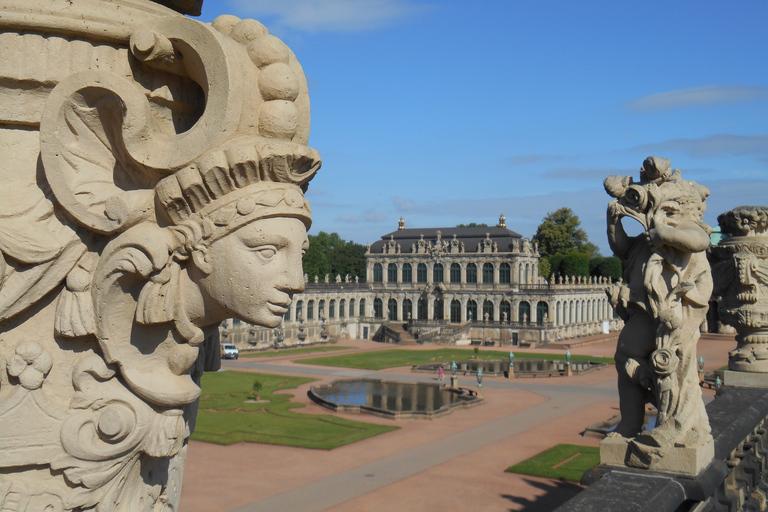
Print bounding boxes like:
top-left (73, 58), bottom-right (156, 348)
top-left (241, 345), bottom-right (355, 358)
top-left (191, 371), bottom-right (398, 449)
top-left (297, 348), bottom-right (613, 371)
top-left (506, 444), bottom-right (600, 482)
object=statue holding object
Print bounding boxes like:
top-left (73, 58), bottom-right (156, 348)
top-left (0, 1), bottom-right (319, 510)
top-left (602, 157), bottom-right (714, 474)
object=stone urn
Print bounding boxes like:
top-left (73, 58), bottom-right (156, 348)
top-left (711, 206), bottom-right (768, 372)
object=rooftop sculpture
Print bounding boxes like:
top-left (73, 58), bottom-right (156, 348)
top-left (602, 157), bottom-right (714, 475)
top-left (0, 1), bottom-right (319, 509)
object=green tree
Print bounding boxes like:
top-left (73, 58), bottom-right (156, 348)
top-left (456, 222), bottom-right (488, 227)
top-left (538, 257), bottom-right (551, 279)
top-left (559, 252), bottom-right (590, 277)
top-left (590, 256), bottom-right (622, 281)
top-left (533, 207), bottom-right (599, 258)
top-left (303, 232), bottom-right (366, 281)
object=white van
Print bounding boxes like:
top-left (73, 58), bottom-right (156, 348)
top-left (221, 343), bottom-right (239, 360)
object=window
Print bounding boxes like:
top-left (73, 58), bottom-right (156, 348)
top-left (349, 299), bottom-right (356, 317)
top-left (433, 263), bottom-right (444, 283)
top-left (483, 263), bottom-right (494, 284)
top-left (500, 301), bottom-right (511, 323)
top-left (319, 300), bottom-right (325, 318)
top-left (466, 300), bottom-right (477, 321)
top-left (373, 298), bottom-right (383, 318)
top-left (450, 299), bottom-right (461, 323)
top-left (340, 299), bottom-right (346, 318)
top-left (483, 300), bottom-right (494, 321)
top-left (433, 298), bottom-right (444, 320)
top-left (284, 305), bottom-right (291, 322)
top-left (403, 299), bottom-right (413, 321)
top-left (450, 263), bottom-right (461, 283)
top-left (373, 263), bottom-right (383, 283)
top-left (329, 299), bottom-right (336, 319)
top-left (307, 300), bottom-right (314, 320)
top-left (499, 263), bottom-right (511, 284)
top-left (418, 297), bottom-right (428, 320)
top-left (359, 299), bottom-right (366, 317)
top-left (466, 263), bottom-right (477, 283)
top-left (388, 263), bottom-right (397, 283)
top-left (417, 263), bottom-right (427, 283)
top-left (296, 300), bottom-right (304, 320)
top-left (388, 298), bottom-right (398, 321)
top-left (402, 263), bottom-right (412, 283)
top-left (537, 301), bottom-right (549, 325)
top-left (519, 301), bottom-right (531, 323)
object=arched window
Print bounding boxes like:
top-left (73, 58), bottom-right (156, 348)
top-left (570, 301), bottom-right (575, 324)
top-left (388, 298), bottom-right (398, 321)
top-left (433, 263), bottom-right (444, 283)
top-left (340, 299), bottom-right (346, 318)
top-left (403, 299), bottom-right (413, 321)
top-left (450, 299), bottom-right (461, 323)
top-left (373, 263), bottom-right (383, 283)
top-left (500, 300), bottom-right (511, 323)
top-left (483, 300), bottom-right (494, 321)
top-left (467, 300), bottom-right (477, 321)
top-left (557, 302), bottom-right (562, 326)
top-left (450, 263), bottom-right (461, 283)
top-left (483, 263), bottom-right (494, 284)
top-left (525, 264), bottom-right (530, 284)
top-left (575, 301), bottom-right (581, 324)
top-left (519, 301), bottom-right (531, 323)
top-left (581, 300), bottom-right (586, 323)
top-left (537, 301), bottom-right (549, 325)
top-left (329, 299), bottom-right (336, 319)
top-left (518, 264), bottom-right (523, 284)
top-left (373, 298), bottom-right (383, 318)
top-left (402, 263), bottom-right (412, 283)
top-left (417, 263), bottom-right (427, 283)
top-left (349, 299), bottom-right (356, 318)
top-left (433, 297), bottom-right (444, 320)
top-left (359, 299), bottom-right (366, 317)
top-left (319, 300), bottom-right (325, 318)
top-left (418, 296), bottom-right (428, 320)
top-left (284, 305), bottom-right (292, 322)
top-left (466, 263), bottom-right (477, 283)
top-left (387, 263), bottom-right (397, 283)
top-left (499, 263), bottom-right (511, 284)
top-left (296, 300), bottom-right (304, 320)
top-left (307, 300), bottom-right (314, 320)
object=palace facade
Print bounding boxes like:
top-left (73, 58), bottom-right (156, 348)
top-left (220, 216), bottom-right (622, 350)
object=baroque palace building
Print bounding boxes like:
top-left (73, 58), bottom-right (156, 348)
top-left (220, 215), bottom-right (622, 349)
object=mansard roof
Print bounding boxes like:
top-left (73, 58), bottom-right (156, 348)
top-left (369, 226), bottom-right (524, 254)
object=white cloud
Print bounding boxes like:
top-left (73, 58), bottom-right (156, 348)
top-left (625, 86), bottom-right (768, 112)
top-left (393, 197), bottom-right (423, 212)
top-left (227, 0), bottom-right (431, 32)
top-left (631, 134), bottom-right (768, 158)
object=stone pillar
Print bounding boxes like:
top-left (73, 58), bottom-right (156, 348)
top-left (712, 206), bottom-right (768, 382)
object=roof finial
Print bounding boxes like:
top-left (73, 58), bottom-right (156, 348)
top-left (398, 216), bottom-right (405, 230)
top-left (498, 213), bottom-right (506, 228)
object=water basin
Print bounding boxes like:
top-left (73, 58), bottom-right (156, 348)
top-left (309, 379), bottom-right (482, 419)
top-left (411, 359), bottom-right (607, 377)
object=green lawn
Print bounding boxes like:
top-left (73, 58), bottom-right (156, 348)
top-left (241, 345), bottom-right (355, 358)
top-left (297, 348), bottom-right (614, 371)
top-left (506, 444), bottom-right (600, 482)
top-left (191, 371), bottom-right (398, 449)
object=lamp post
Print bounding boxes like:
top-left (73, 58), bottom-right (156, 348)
top-left (476, 367), bottom-right (484, 397)
top-left (508, 351), bottom-right (515, 379)
top-left (451, 360), bottom-right (458, 389)
top-left (565, 349), bottom-right (572, 377)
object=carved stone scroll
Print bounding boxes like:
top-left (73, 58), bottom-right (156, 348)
top-left (0, 1), bottom-right (319, 510)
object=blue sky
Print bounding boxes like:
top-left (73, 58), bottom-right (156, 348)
top-left (199, 0), bottom-right (768, 255)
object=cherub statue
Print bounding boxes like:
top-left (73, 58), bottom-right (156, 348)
top-left (0, 5), bottom-right (319, 510)
top-left (604, 157), bottom-right (713, 472)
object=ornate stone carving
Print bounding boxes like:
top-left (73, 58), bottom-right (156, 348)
top-left (0, 2), bottom-right (319, 510)
top-left (711, 206), bottom-right (768, 372)
top-left (601, 157), bottom-right (713, 475)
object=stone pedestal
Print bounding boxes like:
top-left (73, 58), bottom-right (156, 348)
top-left (722, 370), bottom-right (768, 388)
top-left (600, 435), bottom-right (715, 477)
top-left (451, 376), bottom-right (458, 389)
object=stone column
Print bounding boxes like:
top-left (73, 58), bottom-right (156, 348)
top-left (711, 206), bottom-right (768, 382)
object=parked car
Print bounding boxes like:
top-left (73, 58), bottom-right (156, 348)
top-left (220, 343), bottom-right (239, 360)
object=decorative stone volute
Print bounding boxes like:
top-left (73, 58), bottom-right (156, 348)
top-left (0, 1), bottom-right (319, 510)
top-left (711, 206), bottom-right (768, 372)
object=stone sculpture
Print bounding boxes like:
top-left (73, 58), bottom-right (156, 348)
top-left (711, 206), bottom-right (768, 372)
top-left (602, 157), bottom-right (713, 474)
top-left (0, 1), bottom-right (319, 509)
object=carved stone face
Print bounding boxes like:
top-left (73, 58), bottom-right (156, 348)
top-left (197, 217), bottom-right (308, 327)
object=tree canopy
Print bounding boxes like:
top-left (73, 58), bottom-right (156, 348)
top-left (302, 232), bottom-right (367, 281)
top-left (456, 222), bottom-right (488, 227)
top-left (533, 207), bottom-right (599, 258)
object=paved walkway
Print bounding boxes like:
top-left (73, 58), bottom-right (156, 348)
top-left (179, 335), bottom-right (731, 512)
